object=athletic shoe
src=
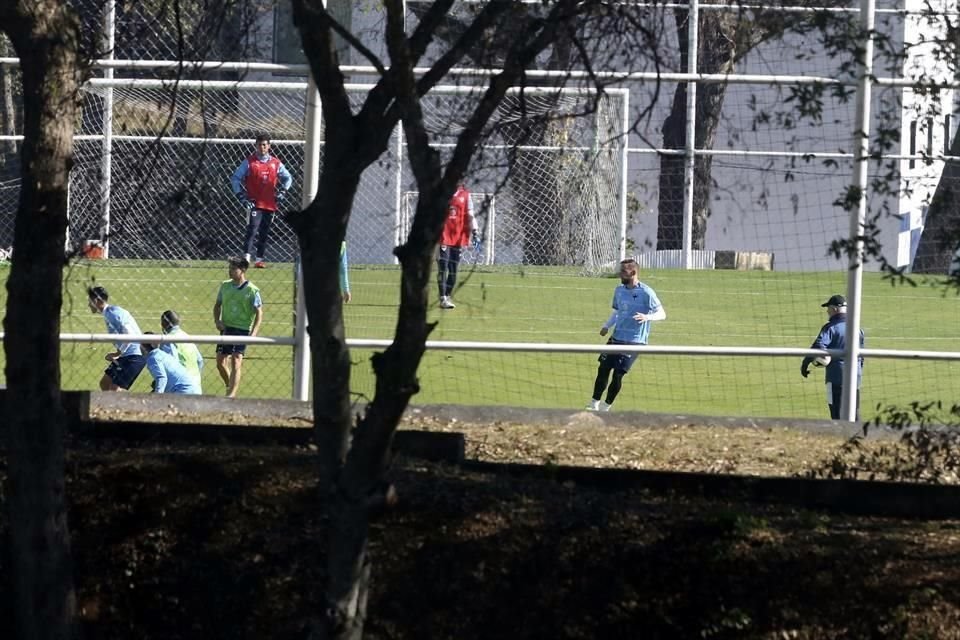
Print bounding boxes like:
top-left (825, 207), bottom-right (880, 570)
top-left (243, 253), bottom-right (252, 263)
top-left (254, 260), bottom-right (267, 269)
top-left (439, 296), bottom-right (456, 309)
top-left (598, 401), bottom-right (612, 412)
top-left (585, 399), bottom-right (601, 411)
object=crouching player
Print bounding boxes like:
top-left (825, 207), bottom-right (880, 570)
top-left (142, 334), bottom-right (201, 394)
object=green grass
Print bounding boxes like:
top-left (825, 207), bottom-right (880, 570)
top-left (1, 259), bottom-right (958, 420)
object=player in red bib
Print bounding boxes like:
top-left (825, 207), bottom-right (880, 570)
top-left (231, 133), bottom-right (293, 268)
top-left (437, 183), bottom-right (478, 309)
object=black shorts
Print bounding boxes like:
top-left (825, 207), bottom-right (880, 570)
top-left (598, 338), bottom-right (640, 373)
top-left (217, 326), bottom-right (250, 356)
top-left (105, 354), bottom-right (147, 389)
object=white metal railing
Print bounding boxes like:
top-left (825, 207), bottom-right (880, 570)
top-left (16, 334), bottom-right (959, 362)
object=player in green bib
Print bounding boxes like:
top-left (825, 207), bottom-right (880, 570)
top-left (160, 310), bottom-right (204, 391)
top-left (213, 256), bottom-right (263, 398)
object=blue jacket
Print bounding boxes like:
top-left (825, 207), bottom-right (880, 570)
top-left (147, 349), bottom-right (202, 394)
top-left (808, 313), bottom-right (864, 386)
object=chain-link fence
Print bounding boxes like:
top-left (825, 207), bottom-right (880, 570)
top-left (1, 3), bottom-right (959, 418)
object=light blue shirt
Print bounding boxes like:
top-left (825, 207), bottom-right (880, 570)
top-left (146, 349), bottom-right (201, 394)
top-left (160, 326), bottom-right (204, 385)
top-left (609, 282), bottom-right (662, 344)
top-left (340, 242), bottom-right (350, 294)
top-left (230, 153), bottom-right (293, 195)
top-left (103, 305), bottom-right (143, 357)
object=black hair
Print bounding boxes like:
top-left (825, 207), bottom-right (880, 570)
top-left (228, 256), bottom-right (249, 271)
top-left (161, 310), bottom-right (180, 329)
top-left (255, 133), bottom-right (270, 144)
top-left (87, 285), bottom-right (108, 302)
top-left (142, 331), bottom-right (156, 352)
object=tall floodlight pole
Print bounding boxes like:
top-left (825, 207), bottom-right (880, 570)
top-left (100, 0), bottom-right (116, 258)
top-left (843, 0), bottom-right (876, 421)
top-left (293, 76), bottom-right (323, 400)
top-left (681, 0), bottom-right (699, 269)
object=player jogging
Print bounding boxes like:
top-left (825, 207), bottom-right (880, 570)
top-left (585, 259), bottom-right (666, 412)
top-left (87, 285), bottom-right (147, 391)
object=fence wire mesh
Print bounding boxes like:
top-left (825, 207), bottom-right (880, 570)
top-left (0, 3), bottom-right (958, 419)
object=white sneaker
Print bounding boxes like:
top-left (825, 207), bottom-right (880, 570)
top-left (439, 296), bottom-right (456, 309)
top-left (598, 401), bottom-right (612, 412)
top-left (243, 253), bottom-right (251, 263)
top-left (585, 399), bottom-right (601, 411)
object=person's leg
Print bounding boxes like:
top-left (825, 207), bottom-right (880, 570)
top-left (256, 211), bottom-right (274, 262)
top-left (445, 247), bottom-right (462, 298)
top-left (592, 360), bottom-right (613, 401)
top-left (226, 353), bottom-right (244, 398)
top-left (604, 369), bottom-right (627, 405)
top-left (602, 352), bottom-right (637, 408)
top-left (102, 358), bottom-right (139, 391)
top-left (99, 373), bottom-right (116, 391)
top-left (828, 382), bottom-right (842, 419)
top-left (243, 209), bottom-right (262, 258)
top-left (437, 247), bottom-right (450, 298)
top-left (216, 352), bottom-right (231, 388)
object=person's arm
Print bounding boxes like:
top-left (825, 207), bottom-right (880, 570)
top-left (634, 306), bottom-right (666, 323)
top-left (105, 307), bottom-right (133, 355)
top-left (467, 191), bottom-right (478, 232)
top-left (277, 162), bottom-right (293, 191)
top-left (801, 327), bottom-right (828, 377)
top-left (600, 310), bottom-right (617, 336)
top-left (339, 244), bottom-right (351, 303)
top-left (230, 160), bottom-right (249, 196)
top-left (147, 355), bottom-right (167, 393)
top-left (213, 290), bottom-right (224, 332)
top-left (250, 305), bottom-right (263, 337)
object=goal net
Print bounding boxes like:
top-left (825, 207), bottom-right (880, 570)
top-left (63, 81), bottom-right (626, 269)
top-left (70, 81), bottom-right (309, 262)
top-left (414, 87), bottom-right (627, 272)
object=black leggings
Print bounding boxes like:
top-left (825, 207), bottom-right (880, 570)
top-left (243, 209), bottom-right (274, 259)
top-left (437, 246), bottom-right (462, 297)
top-left (592, 361), bottom-right (626, 405)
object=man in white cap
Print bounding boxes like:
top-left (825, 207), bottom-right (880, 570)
top-left (800, 294), bottom-right (865, 419)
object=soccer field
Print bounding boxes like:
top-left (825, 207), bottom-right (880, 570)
top-left (0, 259), bottom-right (958, 420)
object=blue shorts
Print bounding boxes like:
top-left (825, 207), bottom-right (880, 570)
top-left (105, 354), bottom-right (147, 390)
top-left (217, 326), bottom-right (250, 356)
top-left (598, 338), bottom-right (640, 373)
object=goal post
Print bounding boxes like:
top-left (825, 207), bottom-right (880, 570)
top-left (66, 80), bottom-right (628, 271)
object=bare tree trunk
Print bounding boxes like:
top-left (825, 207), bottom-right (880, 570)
top-left (657, 10), bottom-right (734, 251)
top-left (291, 1), bottom-right (602, 637)
top-left (0, 2), bottom-right (84, 640)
